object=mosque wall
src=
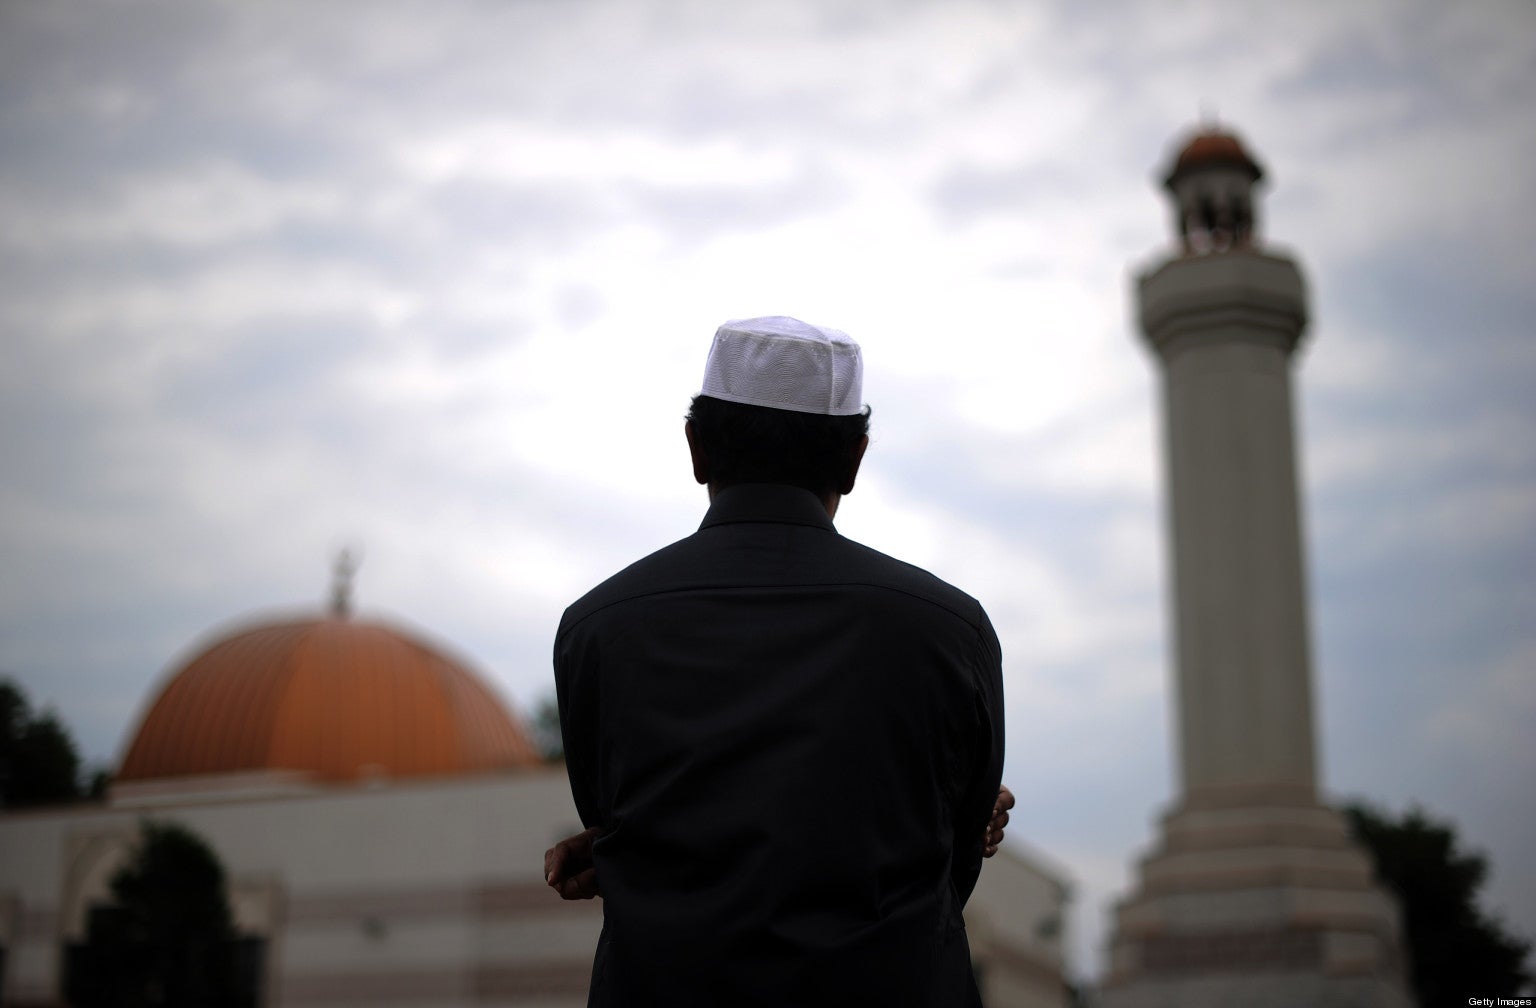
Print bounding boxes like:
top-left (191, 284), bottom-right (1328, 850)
top-left (968, 843), bottom-right (1074, 1008)
top-left (0, 768), bottom-right (1069, 1007)
top-left (0, 770), bottom-right (598, 1008)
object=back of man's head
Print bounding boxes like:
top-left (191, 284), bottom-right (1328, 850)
top-left (687, 316), bottom-right (871, 499)
top-left (686, 395), bottom-right (870, 498)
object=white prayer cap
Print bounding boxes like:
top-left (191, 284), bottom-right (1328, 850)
top-left (700, 316), bottom-right (865, 416)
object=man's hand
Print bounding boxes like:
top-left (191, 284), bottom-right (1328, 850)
top-left (545, 826), bottom-right (605, 900)
top-left (982, 785), bottom-right (1014, 858)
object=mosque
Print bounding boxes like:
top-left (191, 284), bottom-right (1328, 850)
top-left (0, 561), bottom-right (1071, 1007)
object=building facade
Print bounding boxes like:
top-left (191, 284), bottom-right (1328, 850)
top-left (2, 597), bottom-right (1070, 1007)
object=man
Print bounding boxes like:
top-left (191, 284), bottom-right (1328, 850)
top-left (550, 316), bottom-right (1007, 1006)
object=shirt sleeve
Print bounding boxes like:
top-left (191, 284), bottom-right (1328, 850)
top-left (949, 609), bottom-right (1006, 908)
top-left (553, 617), bottom-right (604, 831)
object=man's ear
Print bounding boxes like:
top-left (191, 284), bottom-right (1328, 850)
top-left (685, 420), bottom-right (709, 485)
top-left (839, 435), bottom-right (870, 496)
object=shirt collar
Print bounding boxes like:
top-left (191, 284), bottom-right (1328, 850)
top-left (698, 484), bottom-right (837, 533)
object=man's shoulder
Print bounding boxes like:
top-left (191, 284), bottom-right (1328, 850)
top-left (556, 533), bottom-right (706, 637)
top-left (558, 524), bottom-right (991, 642)
top-left (834, 535), bottom-right (992, 631)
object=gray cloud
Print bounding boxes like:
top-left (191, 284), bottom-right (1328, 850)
top-left (2, 0), bottom-right (1533, 981)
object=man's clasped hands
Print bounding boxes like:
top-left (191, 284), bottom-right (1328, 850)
top-left (544, 785), bottom-right (1017, 901)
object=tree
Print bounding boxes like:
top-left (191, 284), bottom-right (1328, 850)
top-left (532, 693), bottom-right (565, 763)
top-left (0, 676), bottom-right (84, 807)
top-left (68, 821), bottom-right (255, 1008)
top-left (1345, 801), bottom-right (1531, 1004)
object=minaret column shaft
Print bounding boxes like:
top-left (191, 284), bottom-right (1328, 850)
top-left (1140, 251), bottom-right (1315, 798)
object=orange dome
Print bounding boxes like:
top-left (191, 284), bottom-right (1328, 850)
top-left (1165, 128), bottom-right (1264, 186)
top-left (118, 615), bottom-right (542, 784)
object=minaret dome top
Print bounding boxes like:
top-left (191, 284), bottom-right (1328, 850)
top-left (1160, 126), bottom-right (1268, 255)
top-left (1164, 129), bottom-right (1265, 189)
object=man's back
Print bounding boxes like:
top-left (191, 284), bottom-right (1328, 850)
top-left (555, 484), bottom-right (1004, 1006)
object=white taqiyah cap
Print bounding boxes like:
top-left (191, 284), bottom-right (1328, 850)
top-left (700, 316), bottom-right (865, 416)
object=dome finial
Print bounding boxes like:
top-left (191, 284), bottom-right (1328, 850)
top-left (330, 548), bottom-right (359, 618)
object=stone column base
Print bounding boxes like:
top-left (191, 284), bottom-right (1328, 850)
top-left (1101, 786), bottom-right (1412, 1008)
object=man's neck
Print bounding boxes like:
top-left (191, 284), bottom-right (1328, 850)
top-left (707, 483), bottom-right (841, 519)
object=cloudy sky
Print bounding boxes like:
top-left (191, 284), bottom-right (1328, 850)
top-left (3, 0), bottom-right (1533, 979)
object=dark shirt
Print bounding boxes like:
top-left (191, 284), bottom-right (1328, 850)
top-left (554, 484), bottom-right (1005, 1007)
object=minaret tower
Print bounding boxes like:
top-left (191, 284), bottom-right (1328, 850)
top-left (1101, 127), bottom-right (1411, 1008)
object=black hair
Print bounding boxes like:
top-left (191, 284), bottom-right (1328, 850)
top-left (686, 395), bottom-right (871, 498)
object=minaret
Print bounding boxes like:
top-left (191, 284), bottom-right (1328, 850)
top-left (1100, 127), bottom-right (1411, 1008)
